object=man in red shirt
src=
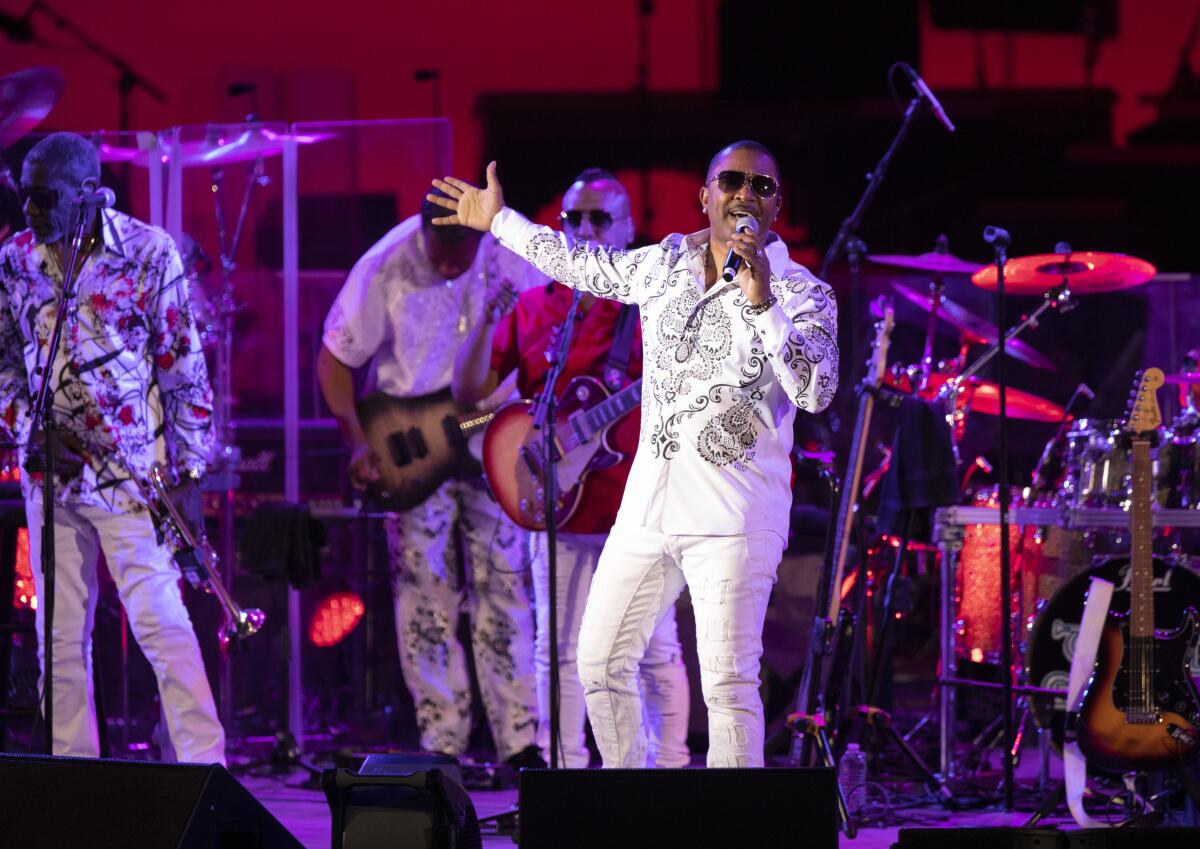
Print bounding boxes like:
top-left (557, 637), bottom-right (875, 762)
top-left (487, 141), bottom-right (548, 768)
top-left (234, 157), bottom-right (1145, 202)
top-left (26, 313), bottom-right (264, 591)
top-left (453, 169), bottom-right (690, 767)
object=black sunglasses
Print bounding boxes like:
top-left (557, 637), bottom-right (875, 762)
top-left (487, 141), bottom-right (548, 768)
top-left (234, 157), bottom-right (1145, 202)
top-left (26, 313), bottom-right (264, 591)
top-left (712, 170), bottom-right (779, 200)
top-left (560, 209), bottom-right (614, 230)
top-left (19, 186), bottom-right (61, 210)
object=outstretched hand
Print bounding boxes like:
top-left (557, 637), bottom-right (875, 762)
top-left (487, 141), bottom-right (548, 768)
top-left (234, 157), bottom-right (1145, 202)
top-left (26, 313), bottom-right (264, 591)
top-left (426, 161), bottom-right (504, 233)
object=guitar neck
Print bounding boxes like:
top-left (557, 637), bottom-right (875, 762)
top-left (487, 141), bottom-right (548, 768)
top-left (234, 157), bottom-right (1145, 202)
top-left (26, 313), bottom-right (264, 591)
top-left (1130, 438), bottom-right (1154, 638)
top-left (826, 392), bottom-right (873, 621)
top-left (576, 378), bottom-right (642, 441)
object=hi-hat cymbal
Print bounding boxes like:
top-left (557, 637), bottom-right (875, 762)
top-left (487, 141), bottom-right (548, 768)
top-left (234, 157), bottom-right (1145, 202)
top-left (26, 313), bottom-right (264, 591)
top-left (972, 252), bottom-right (1157, 295)
top-left (868, 251), bottom-right (984, 276)
top-left (885, 370), bottom-right (1066, 422)
top-left (0, 67), bottom-right (65, 150)
top-left (98, 127), bottom-right (334, 169)
top-left (892, 282), bottom-right (1055, 371)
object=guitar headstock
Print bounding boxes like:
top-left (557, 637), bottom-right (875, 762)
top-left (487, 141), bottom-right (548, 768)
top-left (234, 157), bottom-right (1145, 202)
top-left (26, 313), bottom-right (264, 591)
top-left (1123, 368), bottom-right (1164, 440)
top-left (866, 296), bottom-right (895, 381)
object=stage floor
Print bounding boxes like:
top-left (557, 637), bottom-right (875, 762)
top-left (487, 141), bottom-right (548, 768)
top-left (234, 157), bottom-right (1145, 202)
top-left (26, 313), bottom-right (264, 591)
top-left (243, 769), bottom-right (1081, 849)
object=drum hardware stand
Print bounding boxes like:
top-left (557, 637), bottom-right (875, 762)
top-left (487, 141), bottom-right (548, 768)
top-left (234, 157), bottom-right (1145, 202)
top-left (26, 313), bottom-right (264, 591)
top-left (529, 288), bottom-right (586, 770)
top-left (207, 155), bottom-right (265, 734)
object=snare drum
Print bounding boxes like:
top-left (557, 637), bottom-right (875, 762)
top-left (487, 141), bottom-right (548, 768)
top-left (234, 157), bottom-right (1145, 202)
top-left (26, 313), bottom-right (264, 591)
top-left (1025, 555), bottom-right (1200, 753)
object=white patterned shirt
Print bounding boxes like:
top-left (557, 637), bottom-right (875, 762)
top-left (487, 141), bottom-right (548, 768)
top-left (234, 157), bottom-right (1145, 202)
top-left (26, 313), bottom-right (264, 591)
top-left (0, 212), bottom-right (214, 512)
top-left (323, 214), bottom-right (543, 397)
top-left (491, 207), bottom-right (839, 537)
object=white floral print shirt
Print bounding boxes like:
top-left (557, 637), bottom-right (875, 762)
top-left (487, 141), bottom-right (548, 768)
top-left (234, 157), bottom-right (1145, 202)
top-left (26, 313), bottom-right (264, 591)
top-left (491, 207), bottom-right (839, 537)
top-left (0, 211), bottom-right (214, 512)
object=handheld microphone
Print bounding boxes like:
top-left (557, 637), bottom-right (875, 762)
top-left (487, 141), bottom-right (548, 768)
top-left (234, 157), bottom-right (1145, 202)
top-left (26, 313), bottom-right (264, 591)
top-left (73, 186), bottom-right (117, 209)
top-left (900, 63), bottom-right (956, 133)
top-left (721, 215), bottom-right (759, 283)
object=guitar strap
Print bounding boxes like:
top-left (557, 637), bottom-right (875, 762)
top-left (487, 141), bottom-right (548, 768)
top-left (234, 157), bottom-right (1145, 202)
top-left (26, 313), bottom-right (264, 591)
top-left (1063, 575), bottom-right (1115, 829)
top-left (603, 303), bottom-right (638, 391)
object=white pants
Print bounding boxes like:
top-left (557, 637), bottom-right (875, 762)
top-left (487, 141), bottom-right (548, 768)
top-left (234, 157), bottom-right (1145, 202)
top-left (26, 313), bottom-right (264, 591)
top-left (531, 531), bottom-right (690, 768)
top-left (577, 526), bottom-right (783, 768)
top-left (386, 479), bottom-right (538, 761)
top-left (27, 493), bottom-right (225, 764)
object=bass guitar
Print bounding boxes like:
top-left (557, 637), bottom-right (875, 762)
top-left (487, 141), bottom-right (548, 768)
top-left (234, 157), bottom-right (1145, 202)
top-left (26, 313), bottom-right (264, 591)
top-left (483, 375), bottom-right (641, 531)
top-left (1075, 367), bottom-right (1200, 771)
top-left (356, 388), bottom-right (494, 511)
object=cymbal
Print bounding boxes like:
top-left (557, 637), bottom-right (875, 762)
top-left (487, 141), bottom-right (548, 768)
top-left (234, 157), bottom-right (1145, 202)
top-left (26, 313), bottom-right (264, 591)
top-left (971, 252), bottom-right (1157, 295)
top-left (885, 370), bottom-right (1066, 422)
top-left (868, 251), bottom-right (984, 276)
top-left (892, 282), bottom-right (1055, 371)
top-left (0, 67), bottom-right (65, 150)
top-left (1164, 373), bottom-right (1200, 385)
top-left (98, 127), bottom-right (334, 169)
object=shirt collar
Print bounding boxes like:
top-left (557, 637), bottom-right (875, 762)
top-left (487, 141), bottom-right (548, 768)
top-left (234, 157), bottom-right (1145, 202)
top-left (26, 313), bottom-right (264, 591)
top-left (98, 210), bottom-right (131, 258)
top-left (684, 227), bottom-right (791, 280)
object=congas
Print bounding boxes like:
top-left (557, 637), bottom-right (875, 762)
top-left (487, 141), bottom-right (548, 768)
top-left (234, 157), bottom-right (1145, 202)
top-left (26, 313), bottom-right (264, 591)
top-left (1024, 555), bottom-right (1200, 752)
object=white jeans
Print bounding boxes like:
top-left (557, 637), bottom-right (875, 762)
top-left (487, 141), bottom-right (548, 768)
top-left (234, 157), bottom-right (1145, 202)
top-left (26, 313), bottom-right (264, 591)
top-left (531, 531), bottom-right (690, 768)
top-left (577, 526), bottom-right (783, 768)
top-left (27, 493), bottom-right (225, 764)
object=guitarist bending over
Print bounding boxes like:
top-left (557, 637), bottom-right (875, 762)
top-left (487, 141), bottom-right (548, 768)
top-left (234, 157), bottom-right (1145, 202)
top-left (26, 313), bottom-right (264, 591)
top-left (452, 168), bottom-right (692, 768)
top-left (317, 191), bottom-right (546, 768)
top-left (429, 142), bottom-right (838, 768)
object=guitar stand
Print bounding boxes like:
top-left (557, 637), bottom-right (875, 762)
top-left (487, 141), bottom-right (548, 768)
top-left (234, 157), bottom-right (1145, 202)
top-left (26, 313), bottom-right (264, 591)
top-left (850, 705), bottom-right (959, 810)
top-left (786, 712), bottom-right (856, 837)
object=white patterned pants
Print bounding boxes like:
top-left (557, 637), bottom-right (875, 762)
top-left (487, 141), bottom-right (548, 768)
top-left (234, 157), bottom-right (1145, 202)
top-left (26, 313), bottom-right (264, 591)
top-left (531, 531), bottom-right (690, 768)
top-left (386, 479), bottom-right (538, 761)
top-left (577, 526), bottom-right (784, 768)
top-left (26, 492), bottom-right (226, 764)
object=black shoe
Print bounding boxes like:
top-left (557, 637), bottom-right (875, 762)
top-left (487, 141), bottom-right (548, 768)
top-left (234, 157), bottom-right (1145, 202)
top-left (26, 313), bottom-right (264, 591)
top-left (503, 744), bottom-right (547, 771)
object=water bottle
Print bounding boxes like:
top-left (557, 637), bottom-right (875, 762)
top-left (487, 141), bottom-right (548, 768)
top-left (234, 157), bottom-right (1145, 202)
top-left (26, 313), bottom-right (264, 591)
top-left (838, 742), bottom-right (867, 816)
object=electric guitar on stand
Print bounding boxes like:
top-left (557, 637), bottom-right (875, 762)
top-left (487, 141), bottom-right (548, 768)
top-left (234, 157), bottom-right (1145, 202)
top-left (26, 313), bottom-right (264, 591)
top-left (788, 297), bottom-right (895, 765)
top-left (1075, 368), bottom-right (1200, 771)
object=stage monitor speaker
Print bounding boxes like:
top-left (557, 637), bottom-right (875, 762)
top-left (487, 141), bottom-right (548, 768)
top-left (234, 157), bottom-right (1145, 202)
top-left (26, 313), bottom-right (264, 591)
top-left (0, 753), bottom-right (304, 849)
top-left (518, 767), bottom-right (836, 849)
top-left (323, 753), bottom-right (481, 849)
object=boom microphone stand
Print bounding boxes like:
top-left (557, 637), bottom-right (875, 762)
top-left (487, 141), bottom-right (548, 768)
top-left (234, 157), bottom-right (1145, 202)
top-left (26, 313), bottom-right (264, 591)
top-left (25, 187), bottom-right (99, 753)
top-left (529, 288), bottom-right (586, 769)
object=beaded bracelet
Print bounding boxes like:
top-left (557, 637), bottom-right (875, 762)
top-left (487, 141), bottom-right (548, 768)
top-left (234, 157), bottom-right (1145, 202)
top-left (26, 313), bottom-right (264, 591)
top-left (745, 294), bottom-right (777, 317)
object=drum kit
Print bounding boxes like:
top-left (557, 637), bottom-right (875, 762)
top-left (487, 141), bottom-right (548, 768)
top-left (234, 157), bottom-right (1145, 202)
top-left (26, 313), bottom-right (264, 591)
top-left (866, 240), bottom-right (1200, 781)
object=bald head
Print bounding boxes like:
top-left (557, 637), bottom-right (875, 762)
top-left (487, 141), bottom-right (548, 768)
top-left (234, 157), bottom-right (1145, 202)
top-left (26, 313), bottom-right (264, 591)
top-left (561, 168), bottom-right (633, 249)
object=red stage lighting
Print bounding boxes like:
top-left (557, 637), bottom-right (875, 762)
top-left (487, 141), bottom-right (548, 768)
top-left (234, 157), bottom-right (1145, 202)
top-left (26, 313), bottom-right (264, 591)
top-left (308, 591), bottom-right (364, 647)
top-left (13, 528), bottom-right (34, 610)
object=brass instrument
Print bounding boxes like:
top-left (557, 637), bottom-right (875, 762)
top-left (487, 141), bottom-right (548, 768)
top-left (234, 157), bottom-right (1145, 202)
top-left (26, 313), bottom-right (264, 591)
top-left (125, 460), bottom-right (265, 649)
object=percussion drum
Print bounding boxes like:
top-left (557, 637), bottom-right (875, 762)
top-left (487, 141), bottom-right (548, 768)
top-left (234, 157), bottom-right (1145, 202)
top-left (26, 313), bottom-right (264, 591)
top-left (954, 487), bottom-right (1076, 664)
top-left (1058, 418), bottom-right (1131, 509)
top-left (1025, 555), bottom-right (1200, 753)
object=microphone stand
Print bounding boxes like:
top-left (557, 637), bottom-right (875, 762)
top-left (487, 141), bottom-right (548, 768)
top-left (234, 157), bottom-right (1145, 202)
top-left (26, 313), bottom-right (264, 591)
top-left (982, 225), bottom-right (1015, 812)
top-left (820, 91), bottom-right (925, 388)
top-left (25, 197), bottom-right (96, 753)
top-left (530, 288), bottom-right (585, 769)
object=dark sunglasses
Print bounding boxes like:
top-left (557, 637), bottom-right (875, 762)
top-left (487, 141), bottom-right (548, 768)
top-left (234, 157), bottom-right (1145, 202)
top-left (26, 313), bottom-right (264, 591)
top-left (560, 209), bottom-right (614, 230)
top-left (712, 170), bottom-right (779, 200)
top-left (18, 186), bottom-right (61, 210)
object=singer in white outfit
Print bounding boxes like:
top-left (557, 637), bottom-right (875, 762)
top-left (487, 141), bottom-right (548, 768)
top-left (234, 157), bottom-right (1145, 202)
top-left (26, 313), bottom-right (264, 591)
top-left (0, 133), bottom-right (224, 763)
top-left (427, 141), bottom-right (839, 768)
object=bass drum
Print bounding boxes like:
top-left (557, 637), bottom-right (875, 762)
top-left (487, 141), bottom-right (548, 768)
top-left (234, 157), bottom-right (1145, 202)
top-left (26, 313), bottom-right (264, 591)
top-left (1025, 555), bottom-right (1200, 752)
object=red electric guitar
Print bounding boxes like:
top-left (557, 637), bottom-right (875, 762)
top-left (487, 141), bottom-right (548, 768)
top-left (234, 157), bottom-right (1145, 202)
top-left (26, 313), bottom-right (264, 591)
top-left (483, 375), bottom-right (641, 531)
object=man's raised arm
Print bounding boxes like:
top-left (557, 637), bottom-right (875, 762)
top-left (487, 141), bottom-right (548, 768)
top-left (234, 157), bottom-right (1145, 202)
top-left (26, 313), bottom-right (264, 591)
top-left (427, 164), bottom-right (660, 306)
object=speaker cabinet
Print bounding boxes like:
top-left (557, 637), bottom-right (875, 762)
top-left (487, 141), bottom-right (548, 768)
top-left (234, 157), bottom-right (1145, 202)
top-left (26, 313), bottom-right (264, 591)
top-left (0, 753), bottom-right (303, 848)
top-left (518, 767), bottom-right (837, 849)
